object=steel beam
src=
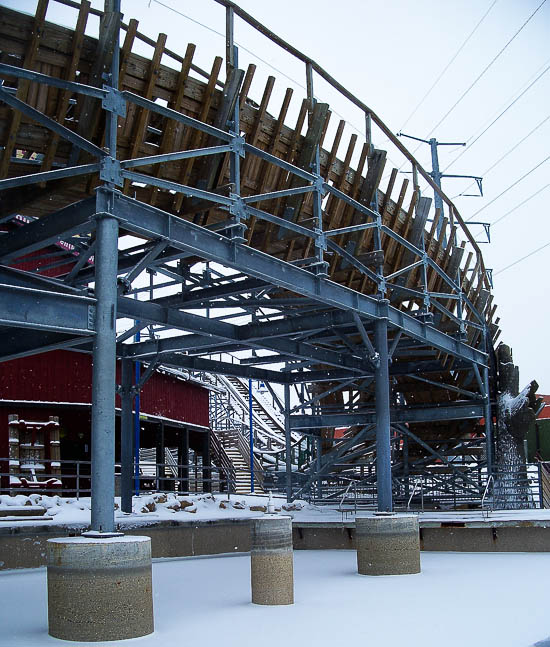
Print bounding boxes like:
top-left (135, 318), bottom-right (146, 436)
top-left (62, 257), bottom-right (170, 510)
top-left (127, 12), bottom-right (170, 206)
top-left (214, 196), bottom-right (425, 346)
top-left (118, 297), bottom-right (370, 373)
top-left (0, 197), bottom-right (96, 262)
top-left (0, 283), bottom-right (95, 334)
top-left (289, 402), bottom-right (486, 428)
top-left (156, 353), bottom-right (289, 383)
top-left (0, 328), bottom-right (90, 362)
top-left (107, 190), bottom-right (486, 366)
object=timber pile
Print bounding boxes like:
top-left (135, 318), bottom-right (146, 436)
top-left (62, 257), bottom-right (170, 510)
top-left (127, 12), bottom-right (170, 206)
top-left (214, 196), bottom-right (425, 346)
top-left (0, 3), bottom-right (499, 459)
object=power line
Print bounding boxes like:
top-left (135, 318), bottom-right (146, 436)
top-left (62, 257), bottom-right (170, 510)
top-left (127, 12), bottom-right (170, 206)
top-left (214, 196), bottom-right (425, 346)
top-left (466, 154), bottom-right (550, 220)
top-left (443, 63), bottom-right (550, 173)
top-left (151, 0), bottom-right (402, 168)
top-left (454, 113), bottom-right (550, 196)
top-left (494, 240), bottom-right (550, 275)
top-left (398, 0), bottom-right (499, 132)
top-left (491, 182), bottom-right (550, 226)
top-left (423, 0), bottom-right (547, 139)
top-left (462, 55), bottom-right (550, 145)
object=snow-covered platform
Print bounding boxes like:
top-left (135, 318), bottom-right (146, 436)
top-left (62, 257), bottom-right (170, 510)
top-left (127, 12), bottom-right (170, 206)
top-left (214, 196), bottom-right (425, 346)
top-left (0, 550), bottom-right (549, 647)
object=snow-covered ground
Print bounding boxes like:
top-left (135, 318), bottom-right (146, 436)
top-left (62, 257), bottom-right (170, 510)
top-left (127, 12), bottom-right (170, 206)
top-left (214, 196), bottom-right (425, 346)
top-left (0, 492), bottom-right (307, 528)
top-left (2, 492), bottom-right (550, 528)
top-left (0, 550), bottom-right (549, 647)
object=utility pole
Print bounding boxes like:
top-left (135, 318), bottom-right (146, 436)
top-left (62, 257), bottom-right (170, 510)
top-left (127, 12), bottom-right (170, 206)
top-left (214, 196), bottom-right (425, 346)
top-left (397, 133), bottom-right (483, 239)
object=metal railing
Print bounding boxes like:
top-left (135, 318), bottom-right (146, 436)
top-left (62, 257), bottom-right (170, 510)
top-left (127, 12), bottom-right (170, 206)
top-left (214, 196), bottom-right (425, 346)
top-left (265, 465), bottom-right (542, 510)
top-left (0, 458), bottom-right (233, 499)
top-left (407, 480), bottom-right (425, 511)
top-left (481, 474), bottom-right (494, 518)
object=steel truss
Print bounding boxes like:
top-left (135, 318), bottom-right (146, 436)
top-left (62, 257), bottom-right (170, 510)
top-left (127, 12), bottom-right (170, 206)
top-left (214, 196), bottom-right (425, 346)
top-left (0, 0), bottom-right (497, 529)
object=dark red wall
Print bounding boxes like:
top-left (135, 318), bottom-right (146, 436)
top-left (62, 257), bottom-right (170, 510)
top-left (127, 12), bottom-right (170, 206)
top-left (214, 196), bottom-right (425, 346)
top-left (0, 350), bottom-right (209, 427)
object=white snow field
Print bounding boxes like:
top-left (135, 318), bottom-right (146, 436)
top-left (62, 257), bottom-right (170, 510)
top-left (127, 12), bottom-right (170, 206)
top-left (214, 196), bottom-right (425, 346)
top-left (0, 550), bottom-right (549, 647)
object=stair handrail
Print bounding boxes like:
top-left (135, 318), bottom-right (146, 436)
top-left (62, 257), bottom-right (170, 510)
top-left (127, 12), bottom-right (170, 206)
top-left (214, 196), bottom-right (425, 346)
top-left (338, 478), bottom-right (357, 519)
top-left (164, 447), bottom-right (179, 479)
top-left (218, 375), bottom-right (300, 448)
top-left (233, 376), bottom-right (285, 430)
top-left (210, 428), bottom-right (236, 493)
top-left (481, 474), bottom-right (494, 518)
top-left (407, 479), bottom-right (424, 511)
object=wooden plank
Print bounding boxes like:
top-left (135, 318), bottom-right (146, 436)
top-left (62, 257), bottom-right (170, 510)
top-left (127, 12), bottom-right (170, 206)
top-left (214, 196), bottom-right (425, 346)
top-left (239, 64), bottom-right (256, 109)
top-left (191, 65), bottom-right (245, 224)
top-left (330, 142), bottom-right (369, 275)
top-left (39, 0), bottom-right (91, 179)
top-left (122, 32), bottom-right (167, 195)
top-left (239, 75), bottom-right (276, 181)
top-left (172, 55), bottom-right (223, 212)
top-left (275, 101), bottom-right (329, 242)
top-left (359, 148), bottom-right (387, 208)
top-left (380, 167), bottom-right (397, 218)
top-left (246, 86), bottom-right (293, 242)
top-left (149, 42), bottom-right (196, 206)
top-left (0, 0), bottom-right (48, 179)
top-left (384, 178), bottom-right (410, 264)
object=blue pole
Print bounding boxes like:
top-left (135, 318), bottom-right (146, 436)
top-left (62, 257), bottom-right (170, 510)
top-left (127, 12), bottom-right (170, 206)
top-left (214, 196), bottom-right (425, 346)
top-left (249, 378), bottom-right (254, 493)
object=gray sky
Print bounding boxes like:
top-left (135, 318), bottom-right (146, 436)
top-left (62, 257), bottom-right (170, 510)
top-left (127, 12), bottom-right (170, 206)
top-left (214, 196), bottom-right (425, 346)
top-left (6, 0), bottom-right (550, 391)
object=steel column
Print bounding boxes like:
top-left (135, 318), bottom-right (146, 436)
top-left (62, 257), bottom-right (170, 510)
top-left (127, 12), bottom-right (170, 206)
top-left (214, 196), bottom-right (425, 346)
top-left (316, 436), bottom-right (322, 499)
top-left (284, 382), bottom-right (292, 502)
top-left (120, 357), bottom-right (134, 513)
top-left (249, 378), bottom-right (255, 493)
top-left (483, 363), bottom-right (493, 476)
top-left (374, 314), bottom-right (392, 512)
top-left (89, 213), bottom-right (119, 533)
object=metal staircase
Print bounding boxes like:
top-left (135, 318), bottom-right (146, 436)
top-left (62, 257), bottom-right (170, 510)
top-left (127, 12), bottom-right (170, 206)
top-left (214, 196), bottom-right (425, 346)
top-left (206, 374), bottom-right (302, 494)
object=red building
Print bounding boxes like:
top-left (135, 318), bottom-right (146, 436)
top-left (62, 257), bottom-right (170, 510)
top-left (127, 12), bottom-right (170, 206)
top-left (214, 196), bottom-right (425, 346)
top-left (0, 350), bottom-right (210, 492)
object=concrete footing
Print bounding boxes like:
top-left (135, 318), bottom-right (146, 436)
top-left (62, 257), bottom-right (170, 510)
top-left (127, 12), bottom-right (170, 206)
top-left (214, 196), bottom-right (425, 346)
top-left (251, 515), bottom-right (294, 605)
top-left (47, 535), bottom-right (154, 642)
top-left (356, 514), bottom-right (420, 575)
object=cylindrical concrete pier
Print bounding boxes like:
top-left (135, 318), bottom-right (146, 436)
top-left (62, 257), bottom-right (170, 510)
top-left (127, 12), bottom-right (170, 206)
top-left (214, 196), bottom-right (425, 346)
top-left (251, 515), bottom-right (294, 605)
top-left (47, 536), bottom-right (154, 642)
top-left (356, 514), bottom-right (420, 576)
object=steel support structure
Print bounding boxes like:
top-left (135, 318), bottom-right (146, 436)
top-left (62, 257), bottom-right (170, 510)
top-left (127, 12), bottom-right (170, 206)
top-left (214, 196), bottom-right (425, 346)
top-left (374, 312), bottom-right (392, 512)
top-left (0, 0), bottom-right (500, 514)
top-left (89, 211), bottom-right (119, 534)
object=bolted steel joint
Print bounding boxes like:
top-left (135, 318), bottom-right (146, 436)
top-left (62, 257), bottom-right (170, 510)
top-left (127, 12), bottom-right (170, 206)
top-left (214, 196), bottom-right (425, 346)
top-left (229, 134), bottom-right (245, 157)
top-left (100, 157), bottom-right (123, 187)
top-left (101, 86), bottom-right (127, 118)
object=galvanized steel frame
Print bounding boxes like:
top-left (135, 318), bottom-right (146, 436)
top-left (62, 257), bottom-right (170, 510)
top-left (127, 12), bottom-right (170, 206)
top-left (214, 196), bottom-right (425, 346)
top-left (0, 0), bottom-right (496, 521)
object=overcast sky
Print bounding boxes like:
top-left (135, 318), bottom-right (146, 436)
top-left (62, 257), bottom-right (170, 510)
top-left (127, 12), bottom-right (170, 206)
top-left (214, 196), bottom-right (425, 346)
top-left (6, 0), bottom-right (550, 391)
